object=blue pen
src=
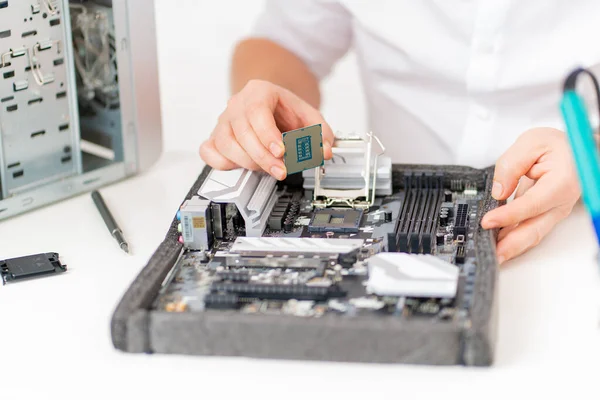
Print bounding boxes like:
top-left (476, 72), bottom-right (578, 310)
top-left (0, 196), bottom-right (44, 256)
top-left (560, 67), bottom-right (600, 244)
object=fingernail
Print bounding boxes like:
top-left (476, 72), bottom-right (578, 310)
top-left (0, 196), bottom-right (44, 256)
top-left (492, 181), bottom-right (503, 199)
top-left (269, 142), bottom-right (284, 158)
top-left (270, 165), bottom-right (286, 180)
top-left (497, 255), bottom-right (505, 265)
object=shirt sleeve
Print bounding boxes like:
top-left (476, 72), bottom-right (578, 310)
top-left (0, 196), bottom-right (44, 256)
top-left (251, 0), bottom-right (353, 80)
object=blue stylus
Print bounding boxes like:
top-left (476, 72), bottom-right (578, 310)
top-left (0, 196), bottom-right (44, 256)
top-left (560, 68), bottom-right (600, 244)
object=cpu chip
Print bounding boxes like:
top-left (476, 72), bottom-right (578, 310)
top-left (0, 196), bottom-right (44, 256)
top-left (282, 124), bottom-right (324, 175)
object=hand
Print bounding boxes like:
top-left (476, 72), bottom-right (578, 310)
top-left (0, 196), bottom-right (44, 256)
top-left (199, 79), bottom-right (334, 180)
top-left (481, 128), bottom-right (581, 264)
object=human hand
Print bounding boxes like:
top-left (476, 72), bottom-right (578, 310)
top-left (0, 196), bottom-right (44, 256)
top-left (481, 128), bottom-right (581, 264)
top-left (199, 79), bottom-right (334, 180)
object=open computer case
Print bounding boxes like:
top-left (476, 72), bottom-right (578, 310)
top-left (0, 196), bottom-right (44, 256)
top-left (0, 0), bottom-right (162, 220)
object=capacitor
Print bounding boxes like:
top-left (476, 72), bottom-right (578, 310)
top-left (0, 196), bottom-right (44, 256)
top-left (384, 211), bottom-right (393, 222)
top-left (444, 190), bottom-right (453, 202)
top-left (439, 212), bottom-right (448, 226)
top-left (436, 232), bottom-right (445, 245)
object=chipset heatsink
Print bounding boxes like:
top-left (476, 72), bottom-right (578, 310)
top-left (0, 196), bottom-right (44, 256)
top-left (282, 124), bottom-right (324, 175)
top-left (366, 253), bottom-right (459, 298)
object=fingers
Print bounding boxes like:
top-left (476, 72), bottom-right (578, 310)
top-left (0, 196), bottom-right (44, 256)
top-left (246, 104), bottom-right (286, 158)
top-left (514, 176), bottom-right (536, 199)
top-left (496, 207), bottom-right (565, 264)
top-left (482, 175), bottom-right (558, 229)
top-left (491, 129), bottom-right (555, 200)
top-left (212, 123), bottom-right (260, 171)
top-left (230, 116), bottom-right (287, 180)
top-left (199, 138), bottom-right (238, 170)
top-left (321, 121), bottom-right (335, 160)
top-left (495, 177), bottom-right (534, 238)
top-left (276, 87), bottom-right (335, 159)
top-left (203, 79), bottom-right (334, 177)
top-left (497, 225), bottom-right (516, 242)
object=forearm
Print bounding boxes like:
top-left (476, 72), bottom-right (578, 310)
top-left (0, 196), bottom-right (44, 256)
top-left (231, 38), bottom-right (321, 108)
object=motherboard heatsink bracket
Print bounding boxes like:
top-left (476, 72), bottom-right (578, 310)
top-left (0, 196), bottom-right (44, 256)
top-left (311, 131), bottom-right (388, 209)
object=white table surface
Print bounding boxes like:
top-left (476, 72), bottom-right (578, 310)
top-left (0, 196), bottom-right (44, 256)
top-left (1, 151), bottom-right (600, 399)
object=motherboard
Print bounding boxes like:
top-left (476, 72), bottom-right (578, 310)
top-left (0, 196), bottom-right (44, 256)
top-left (152, 132), bottom-right (486, 325)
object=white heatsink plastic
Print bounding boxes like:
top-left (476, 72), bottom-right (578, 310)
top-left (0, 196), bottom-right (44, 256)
top-left (198, 168), bottom-right (277, 236)
top-left (366, 253), bottom-right (460, 298)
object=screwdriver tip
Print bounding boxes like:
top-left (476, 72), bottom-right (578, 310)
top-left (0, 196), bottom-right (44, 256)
top-left (121, 243), bottom-right (130, 254)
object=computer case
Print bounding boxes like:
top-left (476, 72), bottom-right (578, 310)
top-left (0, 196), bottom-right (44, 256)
top-left (0, 0), bottom-right (162, 220)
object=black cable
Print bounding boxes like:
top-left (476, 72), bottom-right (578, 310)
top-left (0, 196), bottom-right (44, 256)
top-left (563, 67), bottom-right (600, 124)
top-left (563, 67), bottom-right (600, 152)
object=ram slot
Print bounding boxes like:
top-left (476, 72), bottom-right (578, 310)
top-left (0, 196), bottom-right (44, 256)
top-left (396, 173), bottom-right (420, 252)
top-left (422, 175), bottom-right (444, 254)
top-left (407, 175), bottom-right (428, 253)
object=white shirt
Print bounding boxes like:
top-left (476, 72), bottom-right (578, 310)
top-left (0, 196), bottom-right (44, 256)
top-left (251, 0), bottom-right (600, 168)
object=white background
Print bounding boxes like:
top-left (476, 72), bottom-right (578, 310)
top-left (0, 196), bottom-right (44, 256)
top-left (1, 1), bottom-right (600, 399)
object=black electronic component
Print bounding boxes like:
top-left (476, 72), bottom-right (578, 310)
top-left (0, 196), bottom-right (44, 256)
top-left (455, 244), bottom-right (466, 264)
top-left (440, 202), bottom-right (454, 216)
top-left (0, 252), bottom-right (66, 284)
top-left (444, 190), bottom-right (452, 202)
top-left (384, 211), bottom-right (393, 222)
top-left (217, 270), bottom-right (250, 282)
top-left (454, 203), bottom-right (469, 238)
top-left (337, 248), bottom-right (359, 268)
top-left (439, 209), bottom-right (449, 226)
top-left (268, 212), bottom-right (284, 230)
top-left (269, 196), bottom-right (292, 231)
top-left (308, 208), bottom-right (363, 233)
top-left (387, 232), bottom-right (398, 252)
top-left (409, 233), bottom-right (419, 253)
top-left (204, 293), bottom-right (240, 309)
top-left (436, 232), bottom-right (445, 245)
top-left (283, 218), bottom-right (293, 232)
top-left (421, 234), bottom-right (432, 254)
top-left (211, 282), bottom-right (346, 301)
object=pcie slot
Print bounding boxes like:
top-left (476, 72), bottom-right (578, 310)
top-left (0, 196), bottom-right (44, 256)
top-left (210, 283), bottom-right (346, 301)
